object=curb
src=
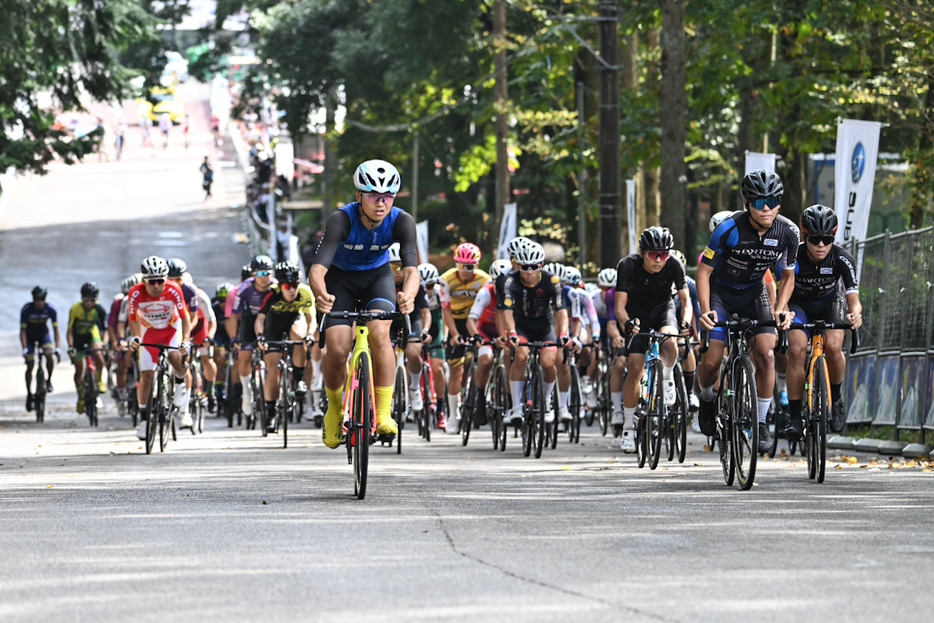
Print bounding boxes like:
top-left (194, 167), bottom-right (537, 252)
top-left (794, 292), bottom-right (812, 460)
top-left (902, 443), bottom-right (933, 459)
top-left (876, 440), bottom-right (908, 456)
top-left (827, 435), bottom-right (856, 450)
top-left (853, 438), bottom-right (883, 451)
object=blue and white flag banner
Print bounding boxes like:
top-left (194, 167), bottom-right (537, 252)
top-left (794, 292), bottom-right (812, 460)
top-left (416, 220), bottom-right (430, 264)
top-left (745, 151), bottom-right (776, 174)
top-left (834, 119), bottom-right (881, 244)
top-left (496, 202), bottom-right (518, 260)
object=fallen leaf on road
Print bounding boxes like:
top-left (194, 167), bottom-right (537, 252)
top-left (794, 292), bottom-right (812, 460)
top-left (848, 457), bottom-right (858, 464)
top-left (835, 465), bottom-right (842, 470)
top-left (46, 485), bottom-right (53, 488)
top-left (262, 500), bottom-right (268, 505)
top-left (560, 466), bottom-right (570, 470)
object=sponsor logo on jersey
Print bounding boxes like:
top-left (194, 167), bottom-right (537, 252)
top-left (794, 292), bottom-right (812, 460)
top-left (551, 275), bottom-right (560, 284)
top-left (703, 247), bottom-right (716, 260)
top-left (504, 298), bottom-right (513, 307)
top-left (820, 267), bottom-right (833, 274)
top-left (764, 238), bottom-right (778, 246)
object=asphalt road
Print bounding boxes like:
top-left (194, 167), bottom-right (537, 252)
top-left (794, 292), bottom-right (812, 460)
top-left (1, 83), bottom-right (933, 623)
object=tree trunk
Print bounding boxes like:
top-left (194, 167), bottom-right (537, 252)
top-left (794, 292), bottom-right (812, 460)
top-left (493, 0), bottom-right (510, 229)
top-left (598, 0), bottom-right (621, 269)
top-left (644, 26), bottom-right (661, 227)
top-left (621, 30), bottom-right (642, 253)
top-left (658, 0), bottom-right (687, 249)
top-left (909, 69), bottom-right (934, 229)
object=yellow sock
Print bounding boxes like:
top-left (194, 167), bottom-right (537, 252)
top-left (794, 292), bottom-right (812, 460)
top-left (325, 386), bottom-right (343, 417)
top-left (322, 386), bottom-right (344, 448)
top-left (374, 385), bottom-right (396, 434)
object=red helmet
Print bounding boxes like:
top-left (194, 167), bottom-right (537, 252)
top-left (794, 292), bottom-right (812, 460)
top-left (454, 242), bottom-right (481, 264)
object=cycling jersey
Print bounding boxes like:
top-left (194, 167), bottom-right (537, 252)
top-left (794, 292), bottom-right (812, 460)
top-left (21, 302), bottom-right (58, 340)
top-left (107, 295), bottom-right (124, 331)
top-left (232, 281), bottom-right (276, 316)
top-left (562, 285), bottom-right (584, 321)
top-left (68, 302), bottom-right (107, 340)
top-left (180, 283), bottom-right (199, 315)
top-left (439, 268), bottom-right (491, 320)
top-left (425, 282), bottom-right (449, 311)
top-left (502, 271), bottom-right (565, 327)
top-left (468, 282), bottom-right (498, 326)
top-left (616, 253), bottom-right (687, 310)
top-left (259, 283), bottom-right (315, 316)
top-left (127, 281), bottom-right (189, 330)
top-left (225, 279), bottom-right (251, 318)
top-left (790, 243), bottom-right (858, 303)
top-left (314, 203), bottom-right (418, 271)
top-left (702, 211), bottom-right (799, 290)
top-left (576, 287), bottom-right (601, 341)
top-left (674, 275), bottom-right (701, 330)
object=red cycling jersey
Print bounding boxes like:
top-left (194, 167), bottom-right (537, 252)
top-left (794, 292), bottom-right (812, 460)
top-left (127, 281), bottom-right (189, 330)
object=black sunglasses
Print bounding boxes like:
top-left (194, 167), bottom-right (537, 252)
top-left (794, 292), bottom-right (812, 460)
top-left (808, 235), bottom-right (834, 246)
top-left (520, 263), bottom-right (542, 272)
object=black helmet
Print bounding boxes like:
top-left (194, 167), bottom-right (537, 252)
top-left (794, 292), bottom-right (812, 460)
top-left (250, 254), bottom-right (274, 272)
top-left (741, 169), bottom-right (784, 201)
top-left (800, 205), bottom-right (838, 238)
top-left (167, 258), bottom-right (187, 278)
top-left (80, 282), bottom-right (99, 298)
top-left (639, 226), bottom-right (674, 252)
top-left (275, 261), bottom-right (301, 284)
top-left (32, 286), bottom-right (48, 299)
top-left (241, 264), bottom-right (253, 281)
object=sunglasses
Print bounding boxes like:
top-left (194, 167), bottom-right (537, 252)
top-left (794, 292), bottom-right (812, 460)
top-left (520, 263), bottom-right (542, 272)
top-left (646, 251), bottom-right (669, 262)
top-left (146, 278), bottom-right (165, 285)
top-left (808, 235), bottom-right (834, 246)
top-left (750, 197), bottom-right (781, 211)
top-left (363, 191), bottom-right (395, 201)
top-left (281, 282), bottom-right (299, 290)
top-left (255, 270), bottom-right (271, 277)
top-left (457, 263), bottom-right (476, 271)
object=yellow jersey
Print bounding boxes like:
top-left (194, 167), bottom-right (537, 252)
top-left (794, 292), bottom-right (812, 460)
top-left (439, 268), bottom-right (491, 320)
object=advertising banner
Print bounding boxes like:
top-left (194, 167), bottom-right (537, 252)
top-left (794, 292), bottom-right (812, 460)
top-left (834, 119), bottom-right (882, 244)
top-left (496, 202), bottom-right (518, 260)
top-left (416, 220), bottom-right (430, 264)
top-left (744, 151), bottom-right (776, 174)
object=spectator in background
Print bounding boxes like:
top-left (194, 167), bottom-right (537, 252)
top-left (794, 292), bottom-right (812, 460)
top-left (200, 156), bottom-right (214, 201)
top-left (114, 118), bottom-right (126, 160)
top-left (158, 113), bottom-right (172, 149)
top-left (301, 231), bottom-right (323, 275)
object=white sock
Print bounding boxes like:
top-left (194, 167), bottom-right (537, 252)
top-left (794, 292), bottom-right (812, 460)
top-left (611, 391), bottom-right (623, 412)
top-left (776, 373), bottom-right (787, 393)
top-left (447, 393), bottom-right (460, 419)
top-left (560, 390), bottom-right (570, 408)
top-left (510, 380), bottom-right (524, 408)
top-left (409, 369), bottom-right (421, 389)
top-left (240, 375), bottom-right (252, 400)
top-left (624, 406), bottom-right (636, 429)
top-left (757, 397), bottom-right (771, 424)
top-left (699, 383), bottom-right (718, 403)
top-left (663, 364), bottom-right (674, 383)
top-left (543, 381), bottom-right (555, 407)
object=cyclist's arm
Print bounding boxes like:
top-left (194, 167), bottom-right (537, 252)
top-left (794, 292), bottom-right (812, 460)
top-left (420, 307), bottom-right (431, 333)
top-left (695, 263), bottom-right (713, 317)
top-left (181, 313), bottom-right (191, 344)
top-left (554, 308), bottom-right (569, 338)
top-left (442, 307), bottom-right (459, 341)
top-left (400, 266), bottom-right (419, 307)
top-left (20, 327), bottom-right (27, 351)
top-left (614, 291), bottom-right (630, 327)
top-left (569, 317), bottom-right (582, 338)
top-left (226, 312), bottom-right (239, 342)
top-left (775, 271), bottom-right (794, 314)
top-left (254, 312), bottom-right (266, 338)
top-left (128, 319), bottom-right (142, 341)
top-left (53, 323), bottom-right (61, 349)
top-left (502, 309), bottom-right (516, 335)
top-left (207, 316), bottom-right (217, 339)
top-left (466, 317), bottom-right (479, 337)
top-left (677, 287), bottom-right (692, 326)
top-left (845, 291), bottom-right (863, 328)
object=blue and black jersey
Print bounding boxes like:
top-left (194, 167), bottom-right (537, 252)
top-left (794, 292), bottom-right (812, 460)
top-left (313, 202), bottom-right (417, 272)
top-left (21, 302), bottom-right (58, 340)
top-left (790, 243), bottom-right (859, 304)
top-left (701, 211), bottom-right (799, 290)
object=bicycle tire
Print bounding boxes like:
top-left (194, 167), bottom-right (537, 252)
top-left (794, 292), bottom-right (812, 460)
top-left (673, 365), bottom-right (688, 464)
top-left (461, 370), bottom-right (475, 447)
top-left (419, 362), bottom-right (432, 440)
top-left (636, 411), bottom-right (647, 469)
top-left (569, 367), bottom-right (582, 444)
top-left (732, 356), bottom-right (758, 490)
top-left (646, 362), bottom-right (664, 470)
top-left (144, 369), bottom-right (159, 454)
top-left (532, 366), bottom-right (547, 459)
top-left (393, 364), bottom-right (406, 455)
top-left (353, 352), bottom-right (371, 500)
top-left (718, 366), bottom-right (735, 486)
top-left (766, 389), bottom-right (779, 458)
top-left (280, 364), bottom-right (291, 449)
top-left (814, 358), bottom-right (828, 483)
top-left (494, 365), bottom-right (508, 451)
top-left (159, 373), bottom-right (172, 452)
top-left (255, 363), bottom-right (268, 437)
top-left (35, 367), bottom-right (46, 423)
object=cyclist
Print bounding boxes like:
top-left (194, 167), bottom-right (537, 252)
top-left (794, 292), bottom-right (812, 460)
top-left (544, 263), bottom-right (582, 423)
top-left (615, 227), bottom-right (692, 452)
top-left (309, 159), bottom-right (419, 448)
top-left (21, 286), bottom-right (61, 412)
top-left (67, 282), bottom-right (108, 415)
top-left (419, 262), bottom-right (451, 429)
top-left (188, 274), bottom-right (218, 412)
top-left (111, 275), bottom-right (141, 415)
top-left (696, 169), bottom-right (798, 454)
top-left (388, 244), bottom-right (431, 414)
top-left (124, 256), bottom-right (192, 440)
top-left (438, 242), bottom-right (491, 433)
top-left (587, 268), bottom-right (617, 409)
top-left (255, 261), bottom-right (315, 431)
top-left (466, 258), bottom-right (512, 423)
top-left (229, 255), bottom-right (276, 421)
top-left (784, 205), bottom-right (863, 438)
top-left (502, 242), bottom-right (569, 425)
top-left (212, 282), bottom-right (235, 411)
top-left (167, 260), bottom-right (200, 428)
top-left (564, 265), bottom-right (600, 414)
top-left (669, 250), bottom-right (701, 415)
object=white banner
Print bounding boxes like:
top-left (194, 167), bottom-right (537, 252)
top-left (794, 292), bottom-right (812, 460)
top-left (834, 119), bottom-right (881, 244)
top-left (626, 178), bottom-right (637, 254)
top-left (745, 151), bottom-right (776, 174)
top-left (496, 202), bottom-right (518, 260)
top-left (416, 220), bottom-right (430, 264)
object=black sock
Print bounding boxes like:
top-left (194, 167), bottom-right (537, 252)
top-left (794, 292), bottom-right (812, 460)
top-left (265, 400), bottom-right (276, 413)
top-left (682, 369), bottom-right (695, 393)
top-left (293, 366), bottom-right (305, 386)
top-left (789, 399), bottom-right (802, 422)
top-left (831, 382), bottom-right (842, 403)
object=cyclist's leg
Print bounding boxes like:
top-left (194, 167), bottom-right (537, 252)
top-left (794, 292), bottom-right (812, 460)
top-left (368, 317), bottom-right (398, 434)
top-left (610, 350), bottom-right (627, 424)
top-left (92, 339), bottom-right (107, 393)
top-left (508, 334), bottom-right (530, 416)
top-left (289, 316), bottom-right (309, 394)
top-left (322, 324), bottom-right (353, 446)
top-left (263, 350), bottom-right (282, 416)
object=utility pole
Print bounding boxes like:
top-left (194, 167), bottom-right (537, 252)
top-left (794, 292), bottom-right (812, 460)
top-left (577, 83), bottom-right (587, 268)
top-left (493, 0), bottom-right (510, 228)
top-left (412, 130), bottom-right (419, 222)
top-left (598, 0), bottom-right (621, 268)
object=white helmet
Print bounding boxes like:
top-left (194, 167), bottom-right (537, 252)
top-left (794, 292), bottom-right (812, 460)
top-left (709, 210), bottom-right (733, 233)
top-left (354, 159), bottom-right (401, 194)
top-left (515, 242), bottom-right (546, 266)
top-left (140, 255), bottom-right (168, 278)
top-left (565, 266), bottom-right (582, 286)
top-left (597, 268), bottom-right (617, 288)
top-left (120, 274), bottom-right (140, 295)
top-left (488, 259), bottom-right (512, 279)
top-left (418, 263), bottom-right (440, 283)
top-left (388, 242), bottom-right (401, 263)
top-left (670, 249), bottom-right (687, 267)
top-left (543, 263), bottom-right (566, 281)
top-left (506, 236), bottom-right (533, 260)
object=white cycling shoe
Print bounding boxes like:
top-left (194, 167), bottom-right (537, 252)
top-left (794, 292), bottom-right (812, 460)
top-left (611, 410), bottom-right (624, 426)
top-left (179, 411), bottom-right (194, 429)
top-left (409, 387), bottom-right (424, 412)
top-left (136, 420), bottom-right (148, 440)
top-left (620, 430), bottom-right (636, 453)
top-left (558, 407), bottom-right (572, 422)
top-left (664, 380), bottom-right (677, 406)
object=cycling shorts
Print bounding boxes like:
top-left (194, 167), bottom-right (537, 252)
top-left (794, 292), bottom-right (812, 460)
top-left (192, 323), bottom-right (209, 348)
top-left (25, 333), bottom-right (54, 360)
top-left (323, 264), bottom-right (396, 328)
top-left (73, 333), bottom-right (102, 357)
top-left (428, 311), bottom-right (446, 360)
top-left (626, 301), bottom-right (678, 355)
top-left (515, 321), bottom-right (557, 347)
top-left (445, 318), bottom-right (470, 366)
top-left (238, 312), bottom-right (259, 350)
top-left (138, 324), bottom-right (181, 372)
top-left (789, 293), bottom-right (847, 338)
top-left (476, 321), bottom-right (499, 342)
top-left (708, 283), bottom-right (775, 342)
top-left (265, 311), bottom-right (307, 352)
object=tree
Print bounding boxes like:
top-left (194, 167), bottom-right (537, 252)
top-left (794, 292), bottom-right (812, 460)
top-left (659, 0), bottom-right (687, 250)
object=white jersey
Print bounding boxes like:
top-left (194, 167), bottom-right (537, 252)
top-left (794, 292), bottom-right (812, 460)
top-left (468, 286), bottom-right (494, 321)
top-left (576, 287), bottom-right (600, 341)
top-left (195, 287), bottom-right (216, 322)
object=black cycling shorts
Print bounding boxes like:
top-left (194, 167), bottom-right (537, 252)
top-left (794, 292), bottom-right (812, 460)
top-left (323, 264), bottom-right (396, 328)
top-left (445, 318), bottom-right (471, 365)
top-left (515, 320), bottom-right (556, 344)
top-left (708, 283), bottom-right (775, 342)
top-left (626, 300), bottom-right (678, 355)
top-left (789, 293), bottom-right (847, 337)
top-left (264, 311), bottom-right (301, 351)
top-left (238, 311), bottom-right (259, 349)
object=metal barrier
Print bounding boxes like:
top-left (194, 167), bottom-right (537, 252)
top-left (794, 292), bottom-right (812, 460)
top-left (844, 227), bottom-right (934, 442)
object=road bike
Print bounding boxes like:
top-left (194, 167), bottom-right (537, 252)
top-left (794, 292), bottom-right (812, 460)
top-left (222, 346), bottom-right (241, 428)
top-left (79, 347), bottom-right (106, 428)
top-left (667, 336), bottom-right (691, 464)
top-left (263, 339), bottom-right (307, 449)
top-left (249, 345), bottom-right (267, 433)
top-left (488, 343), bottom-right (510, 451)
top-left (29, 341), bottom-right (57, 424)
top-left (790, 320), bottom-right (859, 483)
top-left (511, 341), bottom-right (561, 459)
top-left (460, 337), bottom-right (495, 447)
top-left (320, 310), bottom-right (409, 500)
top-left (139, 343), bottom-right (182, 454)
top-left (628, 330), bottom-right (680, 471)
top-left (701, 314), bottom-right (785, 490)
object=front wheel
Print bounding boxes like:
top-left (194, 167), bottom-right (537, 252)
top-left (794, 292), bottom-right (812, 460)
top-left (646, 364), bottom-right (664, 471)
top-left (810, 357), bottom-right (829, 483)
top-left (673, 366), bottom-right (688, 464)
top-left (717, 370), bottom-right (735, 487)
top-left (731, 356), bottom-right (758, 490)
top-left (35, 368), bottom-right (46, 424)
top-left (353, 352), bottom-right (372, 500)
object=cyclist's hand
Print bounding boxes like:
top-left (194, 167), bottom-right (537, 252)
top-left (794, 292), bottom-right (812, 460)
top-left (396, 291), bottom-right (414, 315)
top-left (117, 339), bottom-right (127, 352)
top-left (420, 329), bottom-right (431, 343)
top-left (680, 321), bottom-right (693, 337)
top-left (624, 318), bottom-right (640, 336)
top-left (776, 310), bottom-right (794, 330)
top-left (179, 341), bottom-right (190, 356)
top-left (229, 338), bottom-right (240, 350)
top-left (303, 332), bottom-right (315, 346)
top-left (67, 346), bottom-right (77, 357)
top-left (507, 330), bottom-right (519, 346)
top-left (611, 334), bottom-right (625, 349)
top-left (699, 311), bottom-right (717, 331)
top-left (256, 335), bottom-right (267, 351)
top-left (128, 336), bottom-right (141, 351)
top-left (847, 311), bottom-right (863, 329)
top-left (22, 348), bottom-right (29, 359)
top-left (569, 336), bottom-right (582, 352)
top-left (316, 292), bottom-right (335, 314)
top-left (202, 338), bottom-right (213, 348)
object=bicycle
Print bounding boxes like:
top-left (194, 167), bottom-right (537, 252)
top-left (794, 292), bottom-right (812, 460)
top-left (77, 347), bottom-right (106, 428)
top-left (249, 345), bottom-right (267, 433)
top-left (385, 329), bottom-right (416, 454)
top-left (416, 343), bottom-right (439, 442)
top-left (138, 343), bottom-right (182, 454)
top-left (263, 339), bottom-right (307, 449)
top-left (627, 330), bottom-right (680, 471)
top-left (188, 346), bottom-right (206, 435)
top-left (488, 342), bottom-right (510, 451)
top-left (320, 310), bottom-right (409, 500)
top-left (222, 346), bottom-right (241, 428)
top-left (701, 314), bottom-right (785, 490)
top-left (565, 346), bottom-right (586, 445)
top-left (789, 320), bottom-right (859, 483)
top-left (460, 337), bottom-right (495, 447)
top-left (666, 336), bottom-right (691, 464)
top-left (30, 341), bottom-right (57, 424)
top-left (511, 341), bottom-right (561, 459)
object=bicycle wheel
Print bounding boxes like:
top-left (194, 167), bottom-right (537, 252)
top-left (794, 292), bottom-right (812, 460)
top-left (731, 356), bottom-right (759, 490)
top-left (765, 390), bottom-right (779, 458)
top-left (646, 364), bottom-right (664, 470)
top-left (568, 368), bottom-right (582, 444)
top-left (635, 410), bottom-right (647, 469)
top-left (461, 371), bottom-right (475, 447)
top-left (419, 362), bottom-right (432, 441)
top-left (521, 376), bottom-right (533, 458)
top-left (280, 365), bottom-right (291, 449)
top-left (35, 367), bottom-right (46, 423)
top-left (598, 370), bottom-right (610, 436)
top-left (811, 357), bottom-right (829, 483)
top-left (254, 364), bottom-right (268, 436)
top-left (673, 365), bottom-right (688, 464)
top-left (393, 363), bottom-right (406, 455)
top-left (159, 373), bottom-right (172, 452)
top-left (532, 366), bottom-right (547, 459)
top-left (353, 352), bottom-right (372, 500)
top-left (717, 368), bottom-right (735, 486)
top-left (144, 370), bottom-right (160, 454)
top-left (494, 366), bottom-right (508, 451)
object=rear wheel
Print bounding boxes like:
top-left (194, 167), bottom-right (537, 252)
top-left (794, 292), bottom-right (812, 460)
top-left (353, 353), bottom-right (372, 500)
top-left (280, 364), bottom-right (292, 449)
top-left (254, 364), bottom-right (267, 436)
top-left (732, 356), bottom-right (759, 490)
top-left (144, 370), bottom-right (160, 454)
top-left (493, 366), bottom-right (508, 451)
top-left (159, 372), bottom-right (172, 452)
top-left (718, 368), bottom-right (735, 487)
top-left (673, 365), bottom-right (688, 464)
top-left (393, 364), bottom-right (406, 455)
top-left (35, 368), bottom-right (46, 424)
top-left (548, 385), bottom-right (559, 450)
top-left (568, 367), bottom-right (582, 444)
top-left (646, 364), bottom-right (664, 470)
top-left (461, 369), bottom-right (476, 447)
top-left (810, 358), bottom-right (829, 483)
top-left (84, 372), bottom-right (98, 427)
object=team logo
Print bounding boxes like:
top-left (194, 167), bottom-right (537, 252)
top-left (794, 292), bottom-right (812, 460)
top-left (764, 239), bottom-right (778, 247)
top-left (851, 142), bottom-right (866, 183)
top-left (504, 298), bottom-right (513, 307)
top-left (820, 267), bottom-right (833, 274)
top-left (703, 247), bottom-right (716, 260)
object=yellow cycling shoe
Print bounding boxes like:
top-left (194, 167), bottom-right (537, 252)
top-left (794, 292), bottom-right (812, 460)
top-left (322, 409), bottom-right (343, 449)
top-left (98, 380), bottom-right (108, 394)
top-left (376, 414), bottom-right (398, 436)
top-left (76, 399), bottom-right (85, 415)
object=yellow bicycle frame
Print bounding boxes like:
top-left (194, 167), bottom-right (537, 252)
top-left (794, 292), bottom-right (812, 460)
top-left (806, 332), bottom-right (832, 415)
top-left (341, 323), bottom-right (377, 434)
